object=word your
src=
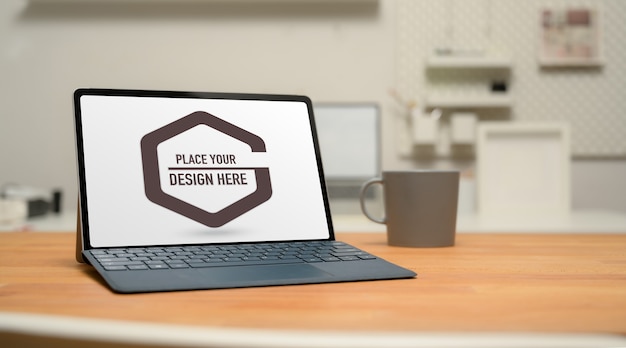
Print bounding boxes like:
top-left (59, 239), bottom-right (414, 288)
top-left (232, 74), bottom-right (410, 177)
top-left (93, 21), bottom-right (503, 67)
top-left (175, 154), bottom-right (236, 165)
top-left (169, 172), bottom-right (248, 186)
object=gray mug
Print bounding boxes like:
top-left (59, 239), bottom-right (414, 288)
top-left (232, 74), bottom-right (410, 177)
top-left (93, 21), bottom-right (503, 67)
top-left (359, 170), bottom-right (459, 247)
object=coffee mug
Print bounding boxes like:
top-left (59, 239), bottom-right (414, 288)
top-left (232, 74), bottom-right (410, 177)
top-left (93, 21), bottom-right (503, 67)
top-left (359, 170), bottom-right (459, 247)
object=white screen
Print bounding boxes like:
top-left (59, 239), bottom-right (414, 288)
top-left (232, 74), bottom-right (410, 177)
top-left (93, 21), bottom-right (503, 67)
top-left (78, 94), bottom-right (331, 248)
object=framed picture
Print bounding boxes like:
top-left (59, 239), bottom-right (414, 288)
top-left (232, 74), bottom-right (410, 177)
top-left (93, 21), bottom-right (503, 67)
top-left (476, 122), bottom-right (571, 219)
top-left (539, 6), bottom-right (602, 67)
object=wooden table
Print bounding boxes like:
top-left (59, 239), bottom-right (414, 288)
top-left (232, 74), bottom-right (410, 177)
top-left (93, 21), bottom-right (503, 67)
top-left (1, 232), bottom-right (626, 346)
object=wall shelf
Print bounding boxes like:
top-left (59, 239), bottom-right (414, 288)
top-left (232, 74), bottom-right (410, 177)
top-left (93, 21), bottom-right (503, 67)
top-left (426, 55), bottom-right (513, 69)
top-left (539, 58), bottom-right (604, 68)
top-left (425, 95), bottom-right (513, 109)
top-left (412, 52), bottom-right (514, 156)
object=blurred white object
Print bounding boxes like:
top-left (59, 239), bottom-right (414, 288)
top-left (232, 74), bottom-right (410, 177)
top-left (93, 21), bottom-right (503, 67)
top-left (0, 184), bottom-right (62, 217)
top-left (451, 112), bottom-right (477, 144)
top-left (477, 122), bottom-right (571, 219)
top-left (0, 199), bottom-right (27, 228)
top-left (457, 173), bottom-right (476, 216)
top-left (413, 108), bottom-right (441, 145)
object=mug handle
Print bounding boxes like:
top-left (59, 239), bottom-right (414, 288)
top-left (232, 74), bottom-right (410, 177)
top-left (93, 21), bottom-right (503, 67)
top-left (359, 178), bottom-right (386, 224)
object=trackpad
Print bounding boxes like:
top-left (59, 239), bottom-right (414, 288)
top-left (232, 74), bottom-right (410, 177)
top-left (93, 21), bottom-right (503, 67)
top-left (198, 264), bottom-right (333, 285)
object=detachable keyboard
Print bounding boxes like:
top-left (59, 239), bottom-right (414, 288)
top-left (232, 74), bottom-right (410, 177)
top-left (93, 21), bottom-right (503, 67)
top-left (88, 241), bottom-right (377, 271)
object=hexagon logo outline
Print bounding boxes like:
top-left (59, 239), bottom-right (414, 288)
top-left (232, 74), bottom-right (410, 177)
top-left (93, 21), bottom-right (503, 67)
top-left (140, 111), bottom-right (272, 227)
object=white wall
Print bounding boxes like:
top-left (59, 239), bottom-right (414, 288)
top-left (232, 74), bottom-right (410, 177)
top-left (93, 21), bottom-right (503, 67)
top-left (1, 0), bottom-right (625, 215)
top-left (0, 0), bottom-right (395, 214)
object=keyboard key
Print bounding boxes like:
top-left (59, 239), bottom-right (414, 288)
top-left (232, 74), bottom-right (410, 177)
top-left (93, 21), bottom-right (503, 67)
top-left (97, 257), bottom-right (129, 262)
top-left (169, 263), bottom-right (190, 269)
top-left (145, 260), bottom-right (167, 265)
top-left (279, 255), bottom-right (299, 260)
top-left (223, 257), bottom-right (243, 262)
top-left (100, 260), bottom-right (144, 267)
top-left (170, 255), bottom-right (191, 260)
top-left (204, 259), bottom-right (225, 264)
top-left (302, 257), bottom-right (323, 263)
top-left (126, 248), bottom-right (146, 253)
top-left (150, 256), bottom-right (170, 261)
top-left (165, 259), bottom-right (187, 264)
top-left (185, 259), bottom-right (206, 264)
top-left (103, 265), bottom-right (127, 271)
top-left (261, 256), bottom-right (280, 261)
top-left (358, 255), bottom-right (377, 260)
top-left (147, 263), bottom-right (168, 270)
top-left (189, 258), bottom-right (303, 268)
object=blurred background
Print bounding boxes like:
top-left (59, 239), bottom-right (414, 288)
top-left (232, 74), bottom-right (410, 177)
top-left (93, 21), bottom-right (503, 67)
top-left (1, 0), bottom-right (625, 232)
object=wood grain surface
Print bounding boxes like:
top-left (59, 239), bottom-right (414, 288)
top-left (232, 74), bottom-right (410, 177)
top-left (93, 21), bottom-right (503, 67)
top-left (1, 232), bottom-right (625, 333)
